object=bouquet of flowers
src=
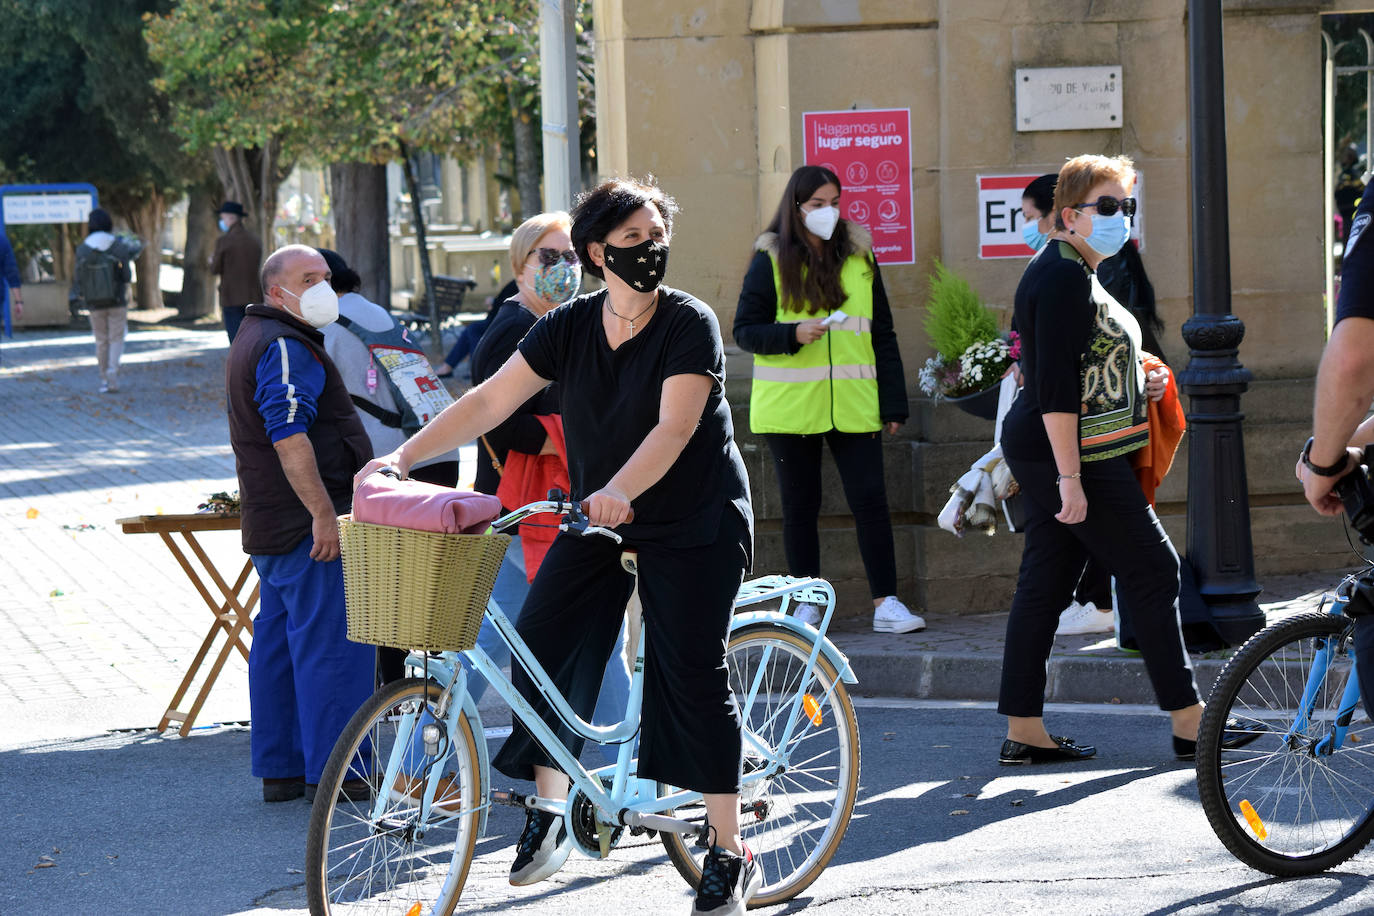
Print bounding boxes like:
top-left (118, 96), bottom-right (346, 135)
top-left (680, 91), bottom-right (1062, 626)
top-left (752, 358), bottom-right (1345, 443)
top-left (918, 332), bottom-right (1020, 400)
top-left (918, 259), bottom-right (1018, 400)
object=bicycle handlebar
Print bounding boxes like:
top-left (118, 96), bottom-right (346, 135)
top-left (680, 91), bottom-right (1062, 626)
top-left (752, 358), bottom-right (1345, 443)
top-left (491, 489), bottom-right (629, 543)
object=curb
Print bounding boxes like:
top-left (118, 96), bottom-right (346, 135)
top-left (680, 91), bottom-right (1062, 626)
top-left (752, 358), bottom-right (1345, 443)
top-left (844, 649), bottom-right (1232, 706)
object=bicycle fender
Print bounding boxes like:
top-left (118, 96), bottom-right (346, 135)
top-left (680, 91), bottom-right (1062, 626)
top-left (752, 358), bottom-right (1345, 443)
top-left (459, 689), bottom-right (492, 839)
top-left (730, 612), bottom-right (859, 685)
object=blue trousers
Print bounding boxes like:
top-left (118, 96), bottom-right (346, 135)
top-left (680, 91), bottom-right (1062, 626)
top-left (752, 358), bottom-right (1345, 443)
top-left (462, 535), bottom-right (631, 764)
top-left (249, 536), bottom-right (374, 783)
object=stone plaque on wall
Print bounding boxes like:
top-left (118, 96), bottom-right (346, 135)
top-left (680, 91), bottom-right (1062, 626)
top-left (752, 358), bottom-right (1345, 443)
top-left (1015, 66), bottom-right (1122, 132)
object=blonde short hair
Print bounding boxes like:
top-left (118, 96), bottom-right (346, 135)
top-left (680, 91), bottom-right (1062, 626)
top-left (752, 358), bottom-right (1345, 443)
top-left (1052, 154), bottom-right (1136, 230)
top-left (509, 211), bottom-right (573, 278)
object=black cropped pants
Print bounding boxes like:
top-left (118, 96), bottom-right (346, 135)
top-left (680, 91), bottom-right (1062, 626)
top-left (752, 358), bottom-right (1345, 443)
top-left (491, 508), bottom-right (748, 795)
top-left (763, 430), bottom-right (897, 599)
top-left (998, 454), bottom-right (1200, 718)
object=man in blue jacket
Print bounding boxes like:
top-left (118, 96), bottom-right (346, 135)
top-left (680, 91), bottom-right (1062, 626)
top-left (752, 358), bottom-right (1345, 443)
top-left (225, 244), bottom-right (373, 803)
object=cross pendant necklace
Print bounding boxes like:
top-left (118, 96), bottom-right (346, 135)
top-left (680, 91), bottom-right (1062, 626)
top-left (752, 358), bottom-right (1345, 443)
top-left (605, 293), bottom-right (657, 336)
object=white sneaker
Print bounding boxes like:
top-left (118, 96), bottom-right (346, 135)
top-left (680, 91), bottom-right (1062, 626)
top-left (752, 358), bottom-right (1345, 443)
top-left (873, 597), bottom-right (925, 634)
top-left (1055, 601), bottom-right (1114, 636)
top-left (793, 603), bottom-right (822, 628)
top-left (98, 381), bottom-right (110, 394)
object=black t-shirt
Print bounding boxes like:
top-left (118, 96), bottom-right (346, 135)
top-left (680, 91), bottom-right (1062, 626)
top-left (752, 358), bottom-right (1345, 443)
top-left (1001, 241), bottom-right (1095, 463)
top-left (518, 286), bottom-right (753, 554)
top-left (1337, 192), bottom-right (1374, 325)
top-left (469, 299), bottom-right (559, 498)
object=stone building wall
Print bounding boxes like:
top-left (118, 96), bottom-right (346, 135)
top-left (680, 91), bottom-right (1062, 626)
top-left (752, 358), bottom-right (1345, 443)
top-left (592, 0), bottom-right (1346, 618)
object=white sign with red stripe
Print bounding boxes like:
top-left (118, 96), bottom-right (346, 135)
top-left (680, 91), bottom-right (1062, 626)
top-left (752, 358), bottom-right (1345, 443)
top-left (977, 172), bottom-right (1144, 259)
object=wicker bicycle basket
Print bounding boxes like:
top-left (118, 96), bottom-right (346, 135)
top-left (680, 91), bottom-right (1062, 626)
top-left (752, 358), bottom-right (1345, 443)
top-left (339, 515), bottom-right (511, 652)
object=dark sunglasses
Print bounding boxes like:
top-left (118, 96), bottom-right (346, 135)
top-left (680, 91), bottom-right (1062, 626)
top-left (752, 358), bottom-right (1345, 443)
top-left (1073, 196), bottom-right (1137, 218)
top-left (533, 247), bottom-right (579, 268)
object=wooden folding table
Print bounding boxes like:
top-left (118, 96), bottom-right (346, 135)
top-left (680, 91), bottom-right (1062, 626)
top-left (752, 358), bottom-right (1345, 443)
top-left (117, 512), bottom-right (257, 736)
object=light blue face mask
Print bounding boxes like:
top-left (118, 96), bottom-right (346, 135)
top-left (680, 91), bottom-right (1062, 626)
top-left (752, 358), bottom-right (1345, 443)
top-left (1021, 221), bottom-right (1048, 252)
top-left (1083, 212), bottom-right (1130, 258)
top-left (218, 218), bottom-right (229, 232)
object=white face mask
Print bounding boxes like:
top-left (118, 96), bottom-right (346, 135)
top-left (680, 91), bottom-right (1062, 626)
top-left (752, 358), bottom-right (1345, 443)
top-left (803, 205), bottom-right (840, 241)
top-left (280, 279), bottom-right (339, 328)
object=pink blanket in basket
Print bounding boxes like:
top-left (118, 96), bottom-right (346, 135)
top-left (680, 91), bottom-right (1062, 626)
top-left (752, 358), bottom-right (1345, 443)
top-left (353, 473), bottom-right (501, 534)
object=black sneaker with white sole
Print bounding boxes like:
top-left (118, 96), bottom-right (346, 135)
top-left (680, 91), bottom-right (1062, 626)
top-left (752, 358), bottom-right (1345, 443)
top-left (690, 844), bottom-right (762, 915)
top-left (509, 808), bottom-right (572, 886)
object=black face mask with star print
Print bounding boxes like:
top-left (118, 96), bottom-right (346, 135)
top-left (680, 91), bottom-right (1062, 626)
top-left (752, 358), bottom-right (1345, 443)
top-left (601, 237), bottom-right (669, 293)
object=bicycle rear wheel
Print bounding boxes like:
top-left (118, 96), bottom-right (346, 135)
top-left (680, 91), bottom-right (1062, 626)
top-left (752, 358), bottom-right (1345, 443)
top-left (306, 677), bottom-right (482, 915)
top-left (661, 624), bottom-right (860, 906)
top-left (1196, 612), bottom-right (1374, 875)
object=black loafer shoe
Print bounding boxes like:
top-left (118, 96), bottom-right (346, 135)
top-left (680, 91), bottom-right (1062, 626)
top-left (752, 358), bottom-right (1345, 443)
top-left (999, 735), bottom-right (1096, 765)
top-left (1173, 718), bottom-right (1267, 761)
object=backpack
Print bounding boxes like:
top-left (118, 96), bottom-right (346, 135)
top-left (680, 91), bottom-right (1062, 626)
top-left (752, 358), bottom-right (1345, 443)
top-left (336, 314), bottom-right (454, 436)
top-left (79, 247), bottom-right (122, 307)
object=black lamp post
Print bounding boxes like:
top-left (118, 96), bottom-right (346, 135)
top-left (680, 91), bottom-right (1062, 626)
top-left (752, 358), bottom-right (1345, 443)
top-left (1178, 0), bottom-right (1265, 646)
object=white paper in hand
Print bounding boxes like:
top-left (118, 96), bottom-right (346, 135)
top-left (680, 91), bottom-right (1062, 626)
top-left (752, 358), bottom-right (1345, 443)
top-left (820, 309), bottom-right (849, 327)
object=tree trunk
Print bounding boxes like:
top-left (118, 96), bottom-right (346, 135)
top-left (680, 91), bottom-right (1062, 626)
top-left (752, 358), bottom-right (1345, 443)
top-left (212, 143), bottom-right (292, 254)
top-left (125, 191), bottom-right (166, 312)
top-left (329, 162), bottom-right (392, 308)
top-left (509, 92), bottom-right (542, 220)
top-left (179, 181), bottom-right (220, 319)
top-left (399, 140), bottom-right (441, 360)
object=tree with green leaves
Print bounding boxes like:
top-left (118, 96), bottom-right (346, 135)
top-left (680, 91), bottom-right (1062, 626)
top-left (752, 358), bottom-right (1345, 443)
top-left (147, 0), bottom-right (594, 335)
top-left (0, 0), bottom-right (207, 313)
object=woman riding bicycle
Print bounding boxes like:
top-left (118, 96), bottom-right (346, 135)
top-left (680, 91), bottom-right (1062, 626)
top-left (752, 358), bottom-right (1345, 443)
top-left (355, 177), bottom-right (760, 916)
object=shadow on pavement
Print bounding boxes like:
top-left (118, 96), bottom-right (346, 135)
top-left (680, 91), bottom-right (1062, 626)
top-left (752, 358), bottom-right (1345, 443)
top-left (1, 728), bottom-right (311, 916)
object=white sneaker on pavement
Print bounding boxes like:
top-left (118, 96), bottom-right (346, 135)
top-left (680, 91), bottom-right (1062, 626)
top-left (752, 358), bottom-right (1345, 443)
top-left (1055, 601), bottom-right (1114, 636)
top-left (872, 597), bottom-right (925, 634)
top-left (793, 603), bottom-right (822, 628)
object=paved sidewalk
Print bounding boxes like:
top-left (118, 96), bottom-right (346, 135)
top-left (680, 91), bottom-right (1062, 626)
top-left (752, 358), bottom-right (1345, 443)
top-left (0, 321), bottom-right (1364, 745)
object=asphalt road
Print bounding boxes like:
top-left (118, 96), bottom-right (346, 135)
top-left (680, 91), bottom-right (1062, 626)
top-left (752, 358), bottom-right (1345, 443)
top-left (5, 700), bottom-right (1374, 915)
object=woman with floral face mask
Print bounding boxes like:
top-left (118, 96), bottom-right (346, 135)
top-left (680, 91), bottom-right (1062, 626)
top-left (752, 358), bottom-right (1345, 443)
top-left (733, 164), bottom-right (923, 637)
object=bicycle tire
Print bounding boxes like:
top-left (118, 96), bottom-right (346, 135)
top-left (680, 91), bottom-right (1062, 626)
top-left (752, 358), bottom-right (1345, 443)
top-left (306, 677), bottom-right (482, 915)
top-left (1196, 611), bottom-right (1374, 876)
top-left (660, 623), bottom-right (860, 907)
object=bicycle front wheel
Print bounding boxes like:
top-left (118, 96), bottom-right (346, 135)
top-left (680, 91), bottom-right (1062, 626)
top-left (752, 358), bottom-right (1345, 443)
top-left (661, 623), bottom-right (860, 906)
top-left (1196, 612), bottom-right (1374, 875)
top-left (306, 677), bottom-right (482, 915)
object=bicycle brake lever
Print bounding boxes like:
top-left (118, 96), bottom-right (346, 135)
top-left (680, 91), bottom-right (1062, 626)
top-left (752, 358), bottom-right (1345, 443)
top-left (569, 522), bottom-right (622, 544)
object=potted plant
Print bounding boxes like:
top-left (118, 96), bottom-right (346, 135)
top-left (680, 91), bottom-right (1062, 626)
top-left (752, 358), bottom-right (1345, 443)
top-left (917, 259), bottom-right (1019, 420)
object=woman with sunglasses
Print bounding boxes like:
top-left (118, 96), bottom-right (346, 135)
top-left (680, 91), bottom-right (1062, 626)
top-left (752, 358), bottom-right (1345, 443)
top-left (355, 178), bottom-right (761, 913)
top-left (997, 154), bottom-right (1208, 764)
top-left (733, 164), bottom-right (923, 636)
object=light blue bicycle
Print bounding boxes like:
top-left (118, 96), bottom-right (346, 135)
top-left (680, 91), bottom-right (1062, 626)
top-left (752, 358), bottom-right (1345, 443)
top-left (1195, 572), bottom-right (1374, 874)
top-left (305, 495), bottom-right (861, 915)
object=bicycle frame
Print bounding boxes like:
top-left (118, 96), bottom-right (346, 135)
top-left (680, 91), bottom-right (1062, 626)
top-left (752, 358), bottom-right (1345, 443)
top-left (381, 567), bottom-right (856, 852)
top-left (1281, 596), bottom-right (1364, 756)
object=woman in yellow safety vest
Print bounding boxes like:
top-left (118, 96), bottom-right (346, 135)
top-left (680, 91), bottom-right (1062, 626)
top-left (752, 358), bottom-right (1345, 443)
top-left (733, 164), bottom-right (923, 635)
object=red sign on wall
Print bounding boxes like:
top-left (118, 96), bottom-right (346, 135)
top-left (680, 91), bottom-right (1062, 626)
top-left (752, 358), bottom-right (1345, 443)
top-left (803, 109), bottom-right (914, 265)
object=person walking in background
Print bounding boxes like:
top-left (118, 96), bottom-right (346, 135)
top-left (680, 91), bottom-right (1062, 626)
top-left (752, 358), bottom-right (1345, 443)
top-left (70, 207), bottom-right (143, 394)
top-left (211, 201), bottom-right (264, 343)
top-left (734, 164), bottom-right (923, 635)
top-left (0, 226), bottom-right (22, 362)
top-left (226, 244), bottom-right (374, 803)
top-left (997, 154), bottom-right (1209, 764)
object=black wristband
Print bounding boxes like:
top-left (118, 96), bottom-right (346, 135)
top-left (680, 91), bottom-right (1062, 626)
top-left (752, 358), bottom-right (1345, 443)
top-left (1302, 437), bottom-right (1349, 477)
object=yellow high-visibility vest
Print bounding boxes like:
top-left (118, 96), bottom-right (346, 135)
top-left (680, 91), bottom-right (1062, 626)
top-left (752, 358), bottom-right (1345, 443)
top-left (749, 251), bottom-right (880, 434)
